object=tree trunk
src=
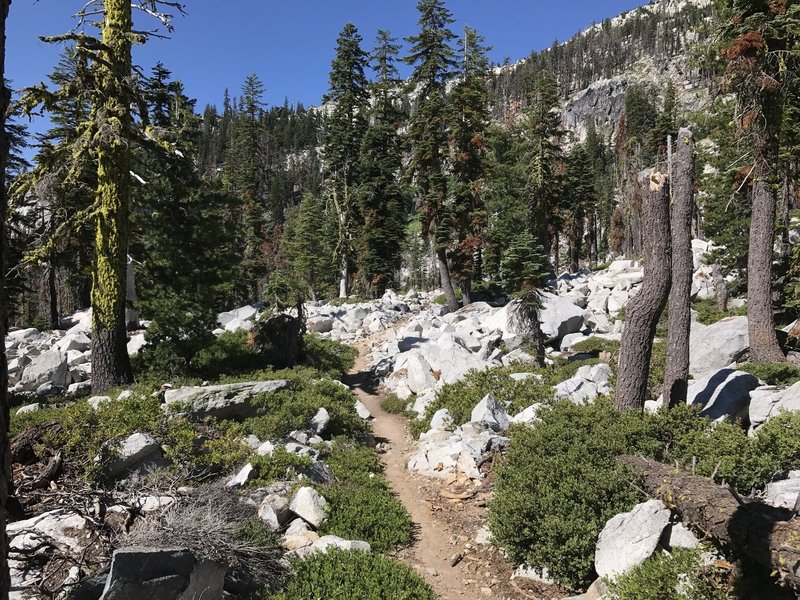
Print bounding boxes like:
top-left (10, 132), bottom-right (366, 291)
top-left (747, 176), bottom-right (785, 363)
top-left (615, 172), bottom-right (672, 412)
top-left (436, 247), bottom-right (460, 313)
top-left (588, 210), bottom-right (598, 268)
top-left (47, 258), bottom-right (59, 330)
top-left (460, 279), bottom-right (472, 307)
top-left (711, 263), bottom-right (728, 312)
top-left (621, 455), bottom-right (800, 590)
top-left (91, 0), bottom-right (134, 393)
top-left (664, 129), bottom-right (694, 408)
top-left (0, 1), bottom-right (13, 595)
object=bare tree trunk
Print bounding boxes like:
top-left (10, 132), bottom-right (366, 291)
top-left (711, 263), bottom-right (728, 312)
top-left (47, 258), bottom-right (59, 330)
top-left (621, 455), bottom-right (800, 590)
top-left (664, 129), bottom-right (694, 408)
top-left (615, 172), bottom-right (672, 412)
top-left (436, 247), bottom-right (459, 313)
top-left (748, 176), bottom-right (785, 363)
top-left (0, 1), bottom-right (13, 595)
top-left (460, 280), bottom-right (472, 307)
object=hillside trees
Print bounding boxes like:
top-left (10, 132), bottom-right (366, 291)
top-left (446, 26), bottom-right (491, 304)
top-left (356, 30), bottom-right (409, 297)
top-left (324, 23), bottom-right (369, 298)
top-left (718, 0), bottom-right (799, 363)
top-left (1, 0), bottom-right (12, 593)
top-left (405, 0), bottom-right (460, 312)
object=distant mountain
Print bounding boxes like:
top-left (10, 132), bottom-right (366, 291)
top-left (489, 0), bottom-right (715, 139)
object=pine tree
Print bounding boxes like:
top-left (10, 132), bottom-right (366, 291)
top-left (447, 26), bottom-right (491, 304)
top-left (225, 74), bottom-right (267, 302)
top-left (719, 0), bottom-right (800, 362)
top-left (1, 1), bottom-right (12, 591)
top-left (356, 30), bottom-right (408, 297)
top-left (563, 143), bottom-right (595, 273)
top-left (283, 192), bottom-right (335, 302)
top-left (323, 23), bottom-right (369, 298)
top-left (405, 0), bottom-right (460, 312)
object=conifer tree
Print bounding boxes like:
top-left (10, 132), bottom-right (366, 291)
top-left (405, 0), bottom-right (460, 312)
top-left (356, 30), bottom-right (408, 297)
top-left (719, 0), bottom-right (799, 362)
top-left (324, 23), bottom-right (369, 297)
top-left (0, 0), bottom-right (12, 592)
top-left (447, 26), bottom-right (491, 304)
top-left (283, 192), bottom-right (334, 302)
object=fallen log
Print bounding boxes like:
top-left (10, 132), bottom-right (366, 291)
top-left (620, 455), bottom-right (800, 589)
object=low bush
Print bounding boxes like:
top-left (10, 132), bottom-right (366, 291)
top-left (248, 447), bottom-right (313, 487)
top-left (301, 334), bottom-right (357, 378)
top-left (606, 547), bottom-right (733, 600)
top-left (412, 360), bottom-right (600, 438)
top-left (738, 361), bottom-right (800, 386)
top-left (189, 329), bottom-right (264, 379)
top-left (319, 439), bottom-right (412, 553)
top-left (571, 337), bottom-right (621, 357)
top-left (490, 401), bottom-right (800, 590)
top-left (489, 399), bottom-right (647, 589)
top-left (269, 549), bottom-right (434, 600)
top-left (692, 299), bottom-right (748, 326)
top-left (238, 379), bottom-right (367, 441)
top-left (381, 393), bottom-right (410, 414)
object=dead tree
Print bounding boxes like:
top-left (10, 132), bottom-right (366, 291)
top-left (664, 129), bottom-right (694, 408)
top-left (615, 172), bottom-right (672, 412)
top-left (621, 455), bottom-right (800, 590)
top-left (0, 1), bottom-right (12, 595)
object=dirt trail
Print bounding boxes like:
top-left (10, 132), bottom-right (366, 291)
top-left (343, 343), bottom-right (559, 600)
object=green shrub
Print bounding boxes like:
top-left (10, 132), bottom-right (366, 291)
top-left (190, 330), bottom-right (264, 379)
top-left (239, 379), bottom-right (367, 441)
top-left (412, 361), bottom-right (601, 438)
top-left (571, 337), bottom-right (621, 357)
top-left (691, 299), bottom-right (748, 326)
top-left (301, 334), bottom-right (357, 378)
top-left (490, 399), bottom-right (647, 589)
top-left (606, 548), bottom-right (733, 600)
top-left (490, 401), bottom-right (800, 589)
top-left (269, 549), bottom-right (434, 600)
top-left (162, 417), bottom-right (251, 477)
top-left (249, 447), bottom-right (313, 487)
top-left (738, 362), bottom-right (800, 386)
top-left (319, 440), bottom-right (412, 552)
top-left (381, 393), bottom-right (410, 415)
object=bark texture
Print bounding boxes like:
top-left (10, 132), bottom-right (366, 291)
top-left (90, 0), bottom-right (134, 392)
top-left (0, 1), bottom-right (12, 594)
top-left (436, 247), bottom-right (460, 313)
top-left (747, 176), bottom-right (785, 363)
top-left (621, 455), bottom-right (800, 590)
top-left (664, 129), bottom-right (694, 408)
top-left (615, 172), bottom-right (671, 412)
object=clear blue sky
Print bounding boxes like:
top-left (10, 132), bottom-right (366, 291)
top-left (8, 0), bottom-right (646, 112)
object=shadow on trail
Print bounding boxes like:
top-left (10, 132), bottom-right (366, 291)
top-left (342, 370), bottom-right (381, 396)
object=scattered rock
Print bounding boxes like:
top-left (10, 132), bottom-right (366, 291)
top-left (162, 380), bottom-right (291, 420)
top-left (289, 487), bottom-right (328, 529)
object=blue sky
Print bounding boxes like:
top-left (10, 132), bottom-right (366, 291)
top-left (8, 0), bottom-right (648, 133)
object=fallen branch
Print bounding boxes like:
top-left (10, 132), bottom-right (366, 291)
top-left (620, 455), bottom-right (800, 589)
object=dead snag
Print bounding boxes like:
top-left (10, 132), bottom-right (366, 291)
top-left (664, 129), bottom-right (695, 408)
top-left (614, 172), bottom-right (672, 412)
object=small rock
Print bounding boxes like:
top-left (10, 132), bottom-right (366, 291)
top-left (289, 486), bottom-right (328, 528)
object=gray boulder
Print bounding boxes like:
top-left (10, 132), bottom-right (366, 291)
top-left (470, 394), bottom-right (510, 432)
top-left (102, 433), bottom-right (163, 479)
top-left (689, 316), bottom-right (749, 377)
top-left (686, 368), bottom-right (760, 422)
top-left (162, 380), bottom-right (291, 420)
top-left (595, 499), bottom-right (671, 580)
top-left (764, 473), bottom-right (800, 510)
top-left (310, 407), bottom-right (330, 434)
top-left (99, 547), bottom-right (225, 600)
top-left (20, 348), bottom-right (68, 391)
top-left (290, 487), bottom-right (328, 528)
top-left (539, 293), bottom-right (585, 342)
top-left (749, 381), bottom-right (800, 430)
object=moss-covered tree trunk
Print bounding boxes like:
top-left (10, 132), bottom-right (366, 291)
top-left (615, 172), bottom-right (671, 412)
top-left (0, 0), bottom-right (12, 594)
top-left (90, 0), bottom-right (134, 393)
top-left (664, 129), bottom-right (694, 408)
